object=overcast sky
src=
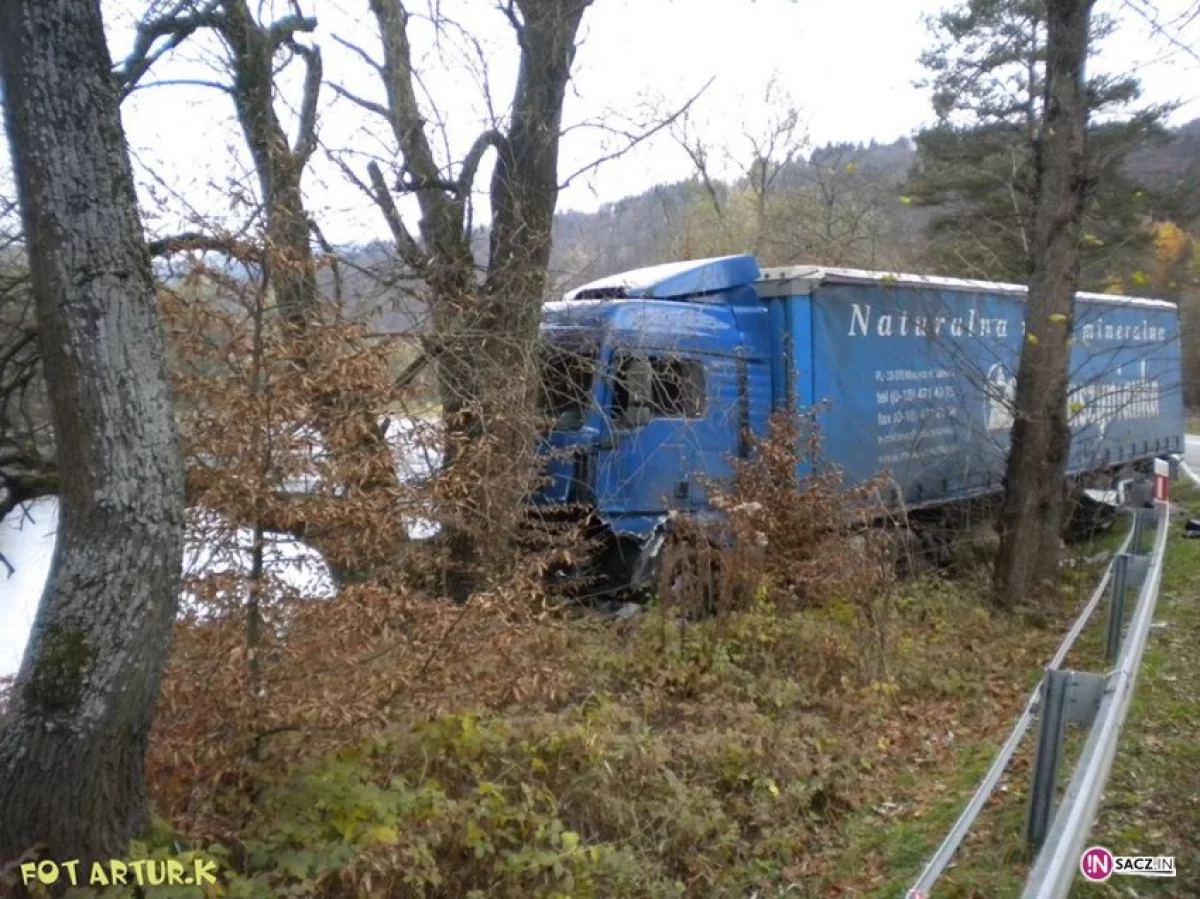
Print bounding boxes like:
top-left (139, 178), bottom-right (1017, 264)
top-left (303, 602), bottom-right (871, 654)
top-left (12, 0), bottom-right (1200, 246)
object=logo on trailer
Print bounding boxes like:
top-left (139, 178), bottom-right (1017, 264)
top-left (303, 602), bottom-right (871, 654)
top-left (1080, 846), bottom-right (1115, 882)
top-left (983, 361), bottom-right (1163, 438)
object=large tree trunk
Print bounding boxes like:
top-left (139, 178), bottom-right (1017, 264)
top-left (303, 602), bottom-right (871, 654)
top-left (439, 0), bottom-right (591, 599)
top-left (0, 0), bottom-right (185, 864)
top-left (364, 0), bottom-right (592, 602)
top-left (483, 0), bottom-right (589, 381)
top-left (222, 0), bottom-right (319, 325)
top-left (993, 0), bottom-right (1094, 608)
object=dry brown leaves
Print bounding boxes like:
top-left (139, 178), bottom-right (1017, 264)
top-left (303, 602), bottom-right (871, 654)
top-left (149, 270), bottom-right (591, 837)
top-left (663, 409), bottom-right (897, 621)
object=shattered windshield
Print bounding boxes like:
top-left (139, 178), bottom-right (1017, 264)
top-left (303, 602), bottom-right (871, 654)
top-left (538, 340), bottom-right (598, 431)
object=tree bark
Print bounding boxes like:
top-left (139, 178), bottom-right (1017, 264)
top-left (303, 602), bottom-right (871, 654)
top-left (483, 0), bottom-right (589, 381)
top-left (993, 0), bottom-right (1094, 608)
top-left (0, 0), bottom-right (185, 864)
top-left (365, 0), bottom-right (591, 601)
top-left (219, 0), bottom-right (320, 325)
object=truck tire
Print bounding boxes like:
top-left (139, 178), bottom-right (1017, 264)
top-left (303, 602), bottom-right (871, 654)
top-left (656, 527), bottom-right (722, 618)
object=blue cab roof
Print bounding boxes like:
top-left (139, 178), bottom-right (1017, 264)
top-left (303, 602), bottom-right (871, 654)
top-left (564, 254), bottom-right (760, 301)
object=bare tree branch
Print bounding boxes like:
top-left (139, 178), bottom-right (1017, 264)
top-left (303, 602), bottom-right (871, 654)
top-left (458, 129), bottom-right (504, 196)
top-left (308, 219), bottom-right (343, 304)
top-left (498, 0), bottom-right (525, 42)
top-left (124, 78), bottom-right (233, 96)
top-left (0, 328), bottom-right (37, 376)
top-left (367, 161), bottom-right (428, 272)
top-left (394, 347), bottom-right (434, 389)
top-left (117, 0), bottom-right (224, 96)
top-left (290, 40), bottom-right (323, 163)
top-left (671, 106), bottom-right (725, 218)
top-left (369, 0), bottom-right (447, 196)
top-left (559, 78), bottom-right (714, 190)
top-left (0, 456), bottom-right (57, 525)
top-left (331, 32), bottom-right (383, 72)
top-left (328, 82), bottom-right (391, 120)
top-left (265, 12), bottom-right (317, 50)
top-left (1123, 0), bottom-right (1200, 64)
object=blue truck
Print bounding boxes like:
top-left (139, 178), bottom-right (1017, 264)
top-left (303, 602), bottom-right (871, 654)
top-left (534, 254), bottom-right (1184, 592)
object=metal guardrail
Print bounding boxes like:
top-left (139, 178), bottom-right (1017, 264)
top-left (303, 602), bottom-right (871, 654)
top-left (1020, 500), bottom-right (1169, 898)
top-left (906, 500), bottom-right (1171, 899)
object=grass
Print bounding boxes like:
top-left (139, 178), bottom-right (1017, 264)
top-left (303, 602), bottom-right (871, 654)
top-left (823, 501), bottom-right (1200, 899)
top-left (1068, 486), bottom-right (1200, 898)
top-left (125, 513), bottom-right (1200, 899)
top-left (795, 522), bottom-right (1133, 898)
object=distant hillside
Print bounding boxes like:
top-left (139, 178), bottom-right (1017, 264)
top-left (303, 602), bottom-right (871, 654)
top-left (545, 137), bottom-right (920, 291)
top-left (337, 119), bottom-right (1200, 331)
top-left (1125, 118), bottom-right (1200, 222)
top-left (318, 240), bottom-right (428, 335)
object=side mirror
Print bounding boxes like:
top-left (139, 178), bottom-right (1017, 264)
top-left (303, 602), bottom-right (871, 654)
top-left (623, 405), bottom-right (652, 429)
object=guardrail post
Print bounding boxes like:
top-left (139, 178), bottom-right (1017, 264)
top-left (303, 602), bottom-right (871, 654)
top-left (1147, 504), bottom-right (1161, 531)
top-left (1026, 668), bottom-right (1070, 852)
top-left (1131, 509), bottom-right (1145, 555)
top-left (1105, 554), bottom-right (1130, 663)
top-left (1021, 499), bottom-right (1169, 899)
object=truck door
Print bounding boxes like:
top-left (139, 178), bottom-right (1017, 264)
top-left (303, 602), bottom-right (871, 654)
top-left (682, 355), bottom-right (745, 509)
top-left (593, 352), bottom-right (708, 523)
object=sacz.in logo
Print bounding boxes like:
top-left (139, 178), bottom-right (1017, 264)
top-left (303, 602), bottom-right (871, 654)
top-left (1080, 846), bottom-right (1115, 882)
top-left (1080, 846), bottom-right (1177, 882)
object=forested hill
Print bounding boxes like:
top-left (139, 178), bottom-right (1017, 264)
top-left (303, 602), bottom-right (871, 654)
top-left (335, 120), bottom-right (1199, 333)
top-left (545, 136), bottom-right (921, 290)
top-left (543, 118), bottom-right (1200, 291)
top-left (1126, 116), bottom-right (1200, 192)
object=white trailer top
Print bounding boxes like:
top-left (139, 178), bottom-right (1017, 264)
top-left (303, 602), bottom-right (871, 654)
top-left (757, 264), bottom-right (1177, 310)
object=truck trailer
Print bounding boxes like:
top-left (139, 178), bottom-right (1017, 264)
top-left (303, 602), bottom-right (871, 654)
top-left (533, 254), bottom-right (1184, 592)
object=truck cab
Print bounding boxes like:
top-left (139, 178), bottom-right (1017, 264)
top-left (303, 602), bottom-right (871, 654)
top-left (534, 254), bottom-right (776, 590)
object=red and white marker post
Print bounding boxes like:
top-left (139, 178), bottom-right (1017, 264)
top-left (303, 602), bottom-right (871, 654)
top-left (1153, 457), bottom-right (1170, 503)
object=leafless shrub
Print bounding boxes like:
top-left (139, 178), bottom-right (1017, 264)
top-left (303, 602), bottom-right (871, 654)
top-left (0, 201), bottom-right (55, 528)
top-left (689, 411), bottom-right (894, 608)
top-left (648, 409), bottom-right (898, 682)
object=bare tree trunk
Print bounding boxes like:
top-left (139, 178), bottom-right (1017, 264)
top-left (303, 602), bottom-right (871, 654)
top-left (455, 0), bottom-right (591, 595)
top-left (220, 0), bottom-right (320, 325)
top-left (0, 0), bottom-right (185, 864)
top-left (132, 3), bottom-right (402, 586)
top-left (121, 2), bottom-right (322, 326)
top-left (364, 0), bottom-right (591, 601)
top-left (993, 0), bottom-right (1094, 608)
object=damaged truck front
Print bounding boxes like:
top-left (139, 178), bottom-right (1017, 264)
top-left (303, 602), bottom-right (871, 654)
top-left (531, 255), bottom-right (769, 597)
top-left (529, 254), bottom-right (1185, 600)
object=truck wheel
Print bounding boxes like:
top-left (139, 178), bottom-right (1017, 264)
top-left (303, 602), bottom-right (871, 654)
top-left (657, 528), bottom-right (721, 617)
